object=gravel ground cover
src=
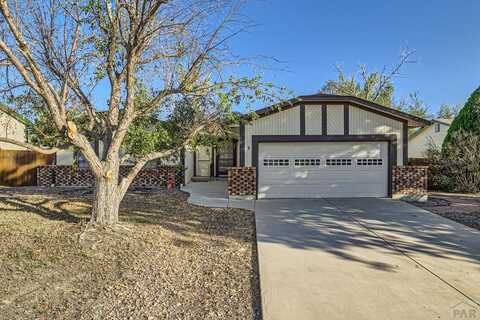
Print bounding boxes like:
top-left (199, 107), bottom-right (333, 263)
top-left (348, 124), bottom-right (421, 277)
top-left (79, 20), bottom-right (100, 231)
top-left (0, 188), bottom-right (261, 320)
top-left (410, 192), bottom-right (480, 231)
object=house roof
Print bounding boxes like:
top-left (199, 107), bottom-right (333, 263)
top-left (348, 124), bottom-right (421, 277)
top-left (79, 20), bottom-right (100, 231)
top-left (250, 93), bottom-right (431, 127)
top-left (408, 118), bottom-right (453, 140)
top-left (432, 118), bottom-right (453, 126)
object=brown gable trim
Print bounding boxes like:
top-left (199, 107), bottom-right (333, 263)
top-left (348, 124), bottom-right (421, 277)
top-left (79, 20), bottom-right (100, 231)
top-left (248, 95), bottom-right (430, 127)
top-left (300, 94), bottom-right (430, 126)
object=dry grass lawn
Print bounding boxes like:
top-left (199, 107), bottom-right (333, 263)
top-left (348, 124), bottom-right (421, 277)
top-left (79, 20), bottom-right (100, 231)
top-left (0, 188), bottom-right (261, 320)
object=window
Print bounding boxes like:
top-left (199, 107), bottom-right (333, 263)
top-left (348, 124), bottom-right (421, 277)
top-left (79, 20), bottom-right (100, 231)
top-left (435, 123), bottom-right (441, 133)
top-left (326, 159), bottom-right (352, 166)
top-left (263, 159), bottom-right (290, 167)
top-left (294, 159), bottom-right (321, 166)
top-left (357, 158), bottom-right (383, 166)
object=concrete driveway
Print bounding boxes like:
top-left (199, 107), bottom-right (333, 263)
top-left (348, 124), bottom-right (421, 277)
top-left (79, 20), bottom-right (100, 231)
top-left (255, 198), bottom-right (480, 320)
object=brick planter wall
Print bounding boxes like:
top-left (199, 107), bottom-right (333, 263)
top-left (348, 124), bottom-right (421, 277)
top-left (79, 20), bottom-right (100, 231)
top-left (228, 167), bottom-right (256, 198)
top-left (392, 166), bottom-right (428, 202)
top-left (37, 165), bottom-right (183, 188)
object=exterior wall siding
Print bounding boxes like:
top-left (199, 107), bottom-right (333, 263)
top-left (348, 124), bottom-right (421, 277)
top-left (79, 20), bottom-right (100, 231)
top-left (409, 122), bottom-right (449, 158)
top-left (244, 107), bottom-right (299, 165)
top-left (349, 106), bottom-right (404, 165)
top-left (305, 105), bottom-right (323, 135)
top-left (326, 105), bottom-right (344, 135)
top-left (0, 111), bottom-right (27, 150)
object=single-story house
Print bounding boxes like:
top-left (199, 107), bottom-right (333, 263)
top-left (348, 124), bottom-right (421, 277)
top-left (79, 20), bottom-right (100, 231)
top-left (408, 118), bottom-right (453, 159)
top-left (184, 94), bottom-right (431, 200)
top-left (34, 93), bottom-right (431, 200)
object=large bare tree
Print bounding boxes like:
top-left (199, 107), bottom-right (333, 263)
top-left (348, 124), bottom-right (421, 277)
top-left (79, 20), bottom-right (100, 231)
top-left (0, 0), bottom-right (278, 225)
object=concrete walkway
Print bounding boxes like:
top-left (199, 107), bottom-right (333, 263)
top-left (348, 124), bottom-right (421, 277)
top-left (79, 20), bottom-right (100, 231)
top-left (181, 180), bottom-right (255, 210)
top-left (255, 198), bottom-right (480, 320)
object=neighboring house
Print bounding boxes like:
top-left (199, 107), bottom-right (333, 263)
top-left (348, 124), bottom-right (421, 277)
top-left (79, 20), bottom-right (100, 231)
top-left (184, 93), bottom-right (431, 199)
top-left (408, 118), bottom-right (453, 159)
top-left (0, 105), bottom-right (27, 150)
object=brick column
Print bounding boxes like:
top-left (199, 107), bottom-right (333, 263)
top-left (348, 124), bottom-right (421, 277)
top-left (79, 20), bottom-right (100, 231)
top-left (228, 167), bottom-right (256, 198)
top-left (392, 166), bottom-right (428, 202)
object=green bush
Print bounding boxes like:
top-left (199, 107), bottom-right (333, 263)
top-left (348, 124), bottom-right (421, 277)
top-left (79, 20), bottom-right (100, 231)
top-left (424, 144), bottom-right (449, 191)
top-left (428, 130), bottom-right (480, 193)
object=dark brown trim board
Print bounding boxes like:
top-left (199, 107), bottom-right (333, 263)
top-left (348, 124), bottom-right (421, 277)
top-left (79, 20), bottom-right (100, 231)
top-left (210, 147), bottom-right (215, 178)
top-left (344, 104), bottom-right (349, 135)
top-left (193, 150), bottom-right (197, 176)
top-left (180, 148), bottom-right (186, 185)
top-left (402, 120), bottom-right (408, 165)
top-left (239, 123), bottom-right (245, 166)
top-left (94, 139), bottom-right (100, 156)
top-left (251, 134), bottom-right (397, 199)
top-left (233, 140), bottom-right (238, 167)
top-left (299, 104), bottom-right (305, 135)
top-left (321, 104), bottom-right (327, 135)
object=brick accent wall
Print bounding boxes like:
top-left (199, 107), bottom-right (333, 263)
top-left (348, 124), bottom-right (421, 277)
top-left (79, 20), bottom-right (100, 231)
top-left (228, 167), bottom-right (256, 197)
top-left (392, 166), bottom-right (428, 201)
top-left (37, 165), bottom-right (183, 188)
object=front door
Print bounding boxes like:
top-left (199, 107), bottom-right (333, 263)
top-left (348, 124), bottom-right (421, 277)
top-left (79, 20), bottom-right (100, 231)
top-left (216, 143), bottom-right (236, 176)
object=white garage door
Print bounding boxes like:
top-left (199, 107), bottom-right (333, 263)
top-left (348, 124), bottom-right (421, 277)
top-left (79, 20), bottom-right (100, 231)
top-left (258, 141), bottom-right (388, 199)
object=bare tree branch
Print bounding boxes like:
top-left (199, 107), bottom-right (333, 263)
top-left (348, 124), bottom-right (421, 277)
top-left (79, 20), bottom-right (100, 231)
top-left (0, 137), bottom-right (69, 154)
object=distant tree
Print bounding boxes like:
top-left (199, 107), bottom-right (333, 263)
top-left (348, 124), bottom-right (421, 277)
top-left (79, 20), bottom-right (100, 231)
top-left (436, 103), bottom-right (460, 119)
top-left (321, 49), bottom-right (416, 108)
top-left (396, 92), bottom-right (430, 118)
top-left (443, 87), bottom-right (480, 148)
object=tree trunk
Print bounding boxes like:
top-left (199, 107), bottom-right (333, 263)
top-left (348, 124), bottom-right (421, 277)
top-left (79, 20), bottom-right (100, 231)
top-left (90, 174), bottom-right (121, 226)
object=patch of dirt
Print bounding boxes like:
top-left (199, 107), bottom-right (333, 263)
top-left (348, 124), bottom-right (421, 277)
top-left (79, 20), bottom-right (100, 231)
top-left (0, 189), bottom-right (261, 319)
top-left (410, 193), bottom-right (480, 231)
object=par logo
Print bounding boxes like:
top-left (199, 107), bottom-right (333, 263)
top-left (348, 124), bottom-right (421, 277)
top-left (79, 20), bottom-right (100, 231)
top-left (451, 301), bottom-right (480, 319)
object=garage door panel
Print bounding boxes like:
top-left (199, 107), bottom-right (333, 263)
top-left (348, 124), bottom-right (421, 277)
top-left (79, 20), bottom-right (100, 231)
top-left (261, 172), bottom-right (385, 184)
top-left (258, 183), bottom-right (387, 198)
top-left (258, 141), bottom-right (388, 199)
top-left (260, 142), bottom-right (383, 156)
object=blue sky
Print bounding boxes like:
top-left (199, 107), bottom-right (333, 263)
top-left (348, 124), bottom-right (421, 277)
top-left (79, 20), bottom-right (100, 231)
top-left (230, 0), bottom-right (480, 114)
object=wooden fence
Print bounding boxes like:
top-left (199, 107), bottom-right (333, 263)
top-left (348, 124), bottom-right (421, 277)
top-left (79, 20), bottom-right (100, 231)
top-left (0, 149), bottom-right (54, 186)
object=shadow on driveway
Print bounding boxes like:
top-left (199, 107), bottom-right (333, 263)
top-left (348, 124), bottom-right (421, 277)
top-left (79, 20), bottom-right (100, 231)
top-left (255, 198), bottom-right (480, 271)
